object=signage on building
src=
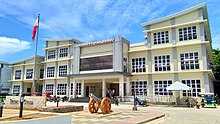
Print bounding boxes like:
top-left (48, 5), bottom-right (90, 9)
top-left (78, 38), bottom-right (115, 47)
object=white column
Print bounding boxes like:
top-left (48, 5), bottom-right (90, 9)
top-left (126, 77), bottom-right (130, 96)
top-left (119, 76), bottom-right (124, 101)
top-left (102, 79), bottom-right (106, 97)
top-left (66, 77), bottom-right (70, 98)
top-left (20, 82), bottom-right (24, 95)
top-left (81, 79), bottom-right (85, 97)
top-left (42, 80), bottom-right (45, 95)
top-left (72, 79), bottom-right (76, 98)
top-left (54, 80), bottom-right (57, 96)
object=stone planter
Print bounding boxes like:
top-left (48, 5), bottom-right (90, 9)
top-left (39, 105), bottom-right (83, 113)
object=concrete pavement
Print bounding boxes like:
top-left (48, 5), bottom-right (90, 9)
top-left (2, 101), bottom-right (220, 124)
top-left (47, 102), bottom-right (220, 124)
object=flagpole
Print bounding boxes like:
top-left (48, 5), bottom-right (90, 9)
top-left (32, 14), bottom-right (40, 95)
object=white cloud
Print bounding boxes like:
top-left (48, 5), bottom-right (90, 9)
top-left (0, 0), bottom-right (168, 41)
top-left (2, 0), bottom-right (217, 44)
top-left (0, 36), bottom-right (31, 56)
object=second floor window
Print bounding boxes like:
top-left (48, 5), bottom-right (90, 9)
top-left (26, 69), bottom-right (33, 79)
top-left (15, 70), bottom-right (21, 79)
top-left (47, 67), bottom-right (55, 77)
top-left (40, 69), bottom-right (44, 79)
top-left (132, 58), bottom-right (146, 73)
top-left (59, 48), bottom-right (68, 58)
top-left (48, 50), bottom-right (56, 59)
top-left (154, 55), bottom-right (170, 71)
top-left (59, 65), bottom-right (67, 76)
top-left (153, 31), bottom-right (169, 44)
top-left (179, 26), bottom-right (197, 41)
top-left (180, 52), bottom-right (199, 70)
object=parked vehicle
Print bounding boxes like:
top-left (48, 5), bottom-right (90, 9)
top-left (61, 96), bottom-right (69, 102)
top-left (135, 97), bottom-right (151, 107)
top-left (44, 92), bottom-right (54, 102)
top-left (199, 93), bottom-right (216, 108)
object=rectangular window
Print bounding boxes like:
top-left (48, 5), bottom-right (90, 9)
top-left (59, 65), bottom-right (67, 76)
top-left (13, 85), bottom-right (20, 94)
top-left (45, 84), bottom-right (54, 94)
top-left (153, 31), bottom-right (169, 45)
top-left (76, 83), bottom-right (81, 96)
top-left (154, 80), bottom-right (173, 96)
top-left (26, 69), bottom-right (33, 79)
top-left (123, 58), bottom-right (128, 72)
top-left (70, 83), bottom-right (81, 96)
top-left (70, 83), bottom-right (73, 95)
top-left (179, 26), bottom-right (197, 41)
top-left (59, 48), bottom-right (68, 58)
top-left (131, 80), bottom-right (147, 96)
top-left (80, 55), bottom-right (113, 71)
top-left (15, 70), bottom-right (21, 79)
top-left (47, 67), bottom-right (55, 77)
top-left (182, 80), bottom-right (201, 97)
top-left (48, 50), bottom-right (56, 59)
top-left (154, 55), bottom-right (170, 71)
top-left (180, 52), bottom-right (199, 70)
top-left (40, 69), bottom-right (44, 79)
top-left (132, 58), bottom-right (146, 73)
top-left (57, 84), bottom-right (67, 95)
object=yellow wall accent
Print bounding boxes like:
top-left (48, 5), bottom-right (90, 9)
top-left (151, 20), bottom-right (171, 29)
top-left (47, 41), bottom-right (57, 47)
top-left (81, 43), bottom-right (113, 56)
top-left (175, 11), bottom-right (199, 25)
top-left (59, 41), bottom-right (69, 45)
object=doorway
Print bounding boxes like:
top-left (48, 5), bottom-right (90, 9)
top-left (86, 86), bottom-right (89, 97)
top-left (110, 84), bottom-right (119, 96)
top-left (86, 86), bottom-right (96, 97)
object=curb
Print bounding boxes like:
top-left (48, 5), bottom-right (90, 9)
top-left (137, 114), bottom-right (165, 124)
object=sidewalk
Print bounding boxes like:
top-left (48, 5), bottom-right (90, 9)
top-left (71, 109), bottom-right (165, 124)
top-left (47, 102), bottom-right (165, 124)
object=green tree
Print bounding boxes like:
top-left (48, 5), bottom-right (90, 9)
top-left (212, 48), bottom-right (220, 80)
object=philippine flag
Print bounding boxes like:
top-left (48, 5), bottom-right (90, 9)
top-left (32, 18), bottom-right (38, 41)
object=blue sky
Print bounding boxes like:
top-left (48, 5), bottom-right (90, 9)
top-left (0, 0), bottom-right (219, 63)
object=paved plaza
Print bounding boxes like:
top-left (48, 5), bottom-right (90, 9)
top-left (48, 102), bottom-right (220, 124)
top-left (1, 102), bottom-right (220, 124)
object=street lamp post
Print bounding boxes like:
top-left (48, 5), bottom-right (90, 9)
top-left (133, 79), bottom-right (138, 111)
top-left (19, 94), bottom-right (25, 118)
top-left (0, 99), bottom-right (4, 117)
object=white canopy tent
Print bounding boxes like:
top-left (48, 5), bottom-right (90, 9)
top-left (166, 81), bottom-right (192, 105)
top-left (167, 81), bottom-right (192, 91)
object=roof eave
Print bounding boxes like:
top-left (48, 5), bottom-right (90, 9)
top-left (10, 55), bottom-right (44, 65)
top-left (43, 38), bottom-right (83, 44)
top-left (141, 3), bottom-right (206, 27)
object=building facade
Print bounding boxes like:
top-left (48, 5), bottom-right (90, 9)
top-left (11, 56), bottom-right (44, 95)
top-left (10, 3), bottom-right (214, 103)
top-left (139, 3), bottom-right (214, 103)
top-left (0, 62), bottom-right (12, 95)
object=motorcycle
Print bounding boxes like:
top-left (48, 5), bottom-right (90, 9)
top-left (61, 96), bottom-right (69, 102)
top-left (44, 92), bottom-right (54, 102)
